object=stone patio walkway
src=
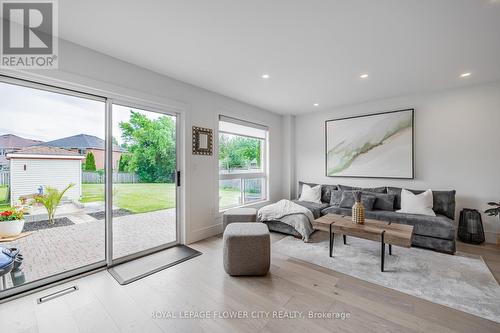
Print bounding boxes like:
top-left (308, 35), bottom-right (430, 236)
top-left (1, 209), bottom-right (176, 290)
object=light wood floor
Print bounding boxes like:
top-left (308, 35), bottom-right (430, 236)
top-left (1, 233), bottom-right (500, 333)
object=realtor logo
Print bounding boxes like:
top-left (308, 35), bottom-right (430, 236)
top-left (1, 0), bottom-right (58, 68)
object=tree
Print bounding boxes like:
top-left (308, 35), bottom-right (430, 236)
top-left (118, 154), bottom-right (128, 172)
top-left (119, 111), bottom-right (176, 182)
top-left (85, 152), bottom-right (97, 171)
top-left (219, 134), bottom-right (261, 170)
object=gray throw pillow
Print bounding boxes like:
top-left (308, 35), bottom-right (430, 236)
top-left (339, 191), bottom-right (376, 211)
top-left (361, 191), bottom-right (395, 211)
top-left (321, 184), bottom-right (338, 203)
top-left (329, 190), bottom-right (343, 206)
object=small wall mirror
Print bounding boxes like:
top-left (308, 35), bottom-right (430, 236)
top-left (192, 126), bottom-right (213, 155)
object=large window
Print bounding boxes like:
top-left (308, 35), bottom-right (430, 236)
top-left (218, 116), bottom-right (268, 210)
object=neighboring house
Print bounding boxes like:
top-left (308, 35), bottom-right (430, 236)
top-left (0, 134), bottom-right (43, 170)
top-left (6, 146), bottom-right (85, 205)
top-left (44, 134), bottom-right (124, 170)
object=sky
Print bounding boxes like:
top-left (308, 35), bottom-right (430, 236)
top-left (0, 82), bottom-right (174, 145)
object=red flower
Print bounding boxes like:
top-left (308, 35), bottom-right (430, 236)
top-left (1, 211), bottom-right (13, 216)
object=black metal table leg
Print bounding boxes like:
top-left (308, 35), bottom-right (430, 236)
top-left (389, 244), bottom-right (392, 255)
top-left (343, 235), bottom-right (346, 245)
top-left (329, 224), bottom-right (334, 257)
top-left (381, 231), bottom-right (385, 272)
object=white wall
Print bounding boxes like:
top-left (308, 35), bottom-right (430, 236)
top-left (10, 158), bottom-right (81, 204)
top-left (2, 39), bottom-right (284, 244)
top-left (293, 81), bottom-right (500, 243)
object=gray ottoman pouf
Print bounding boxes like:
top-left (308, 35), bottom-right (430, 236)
top-left (222, 208), bottom-right (257, 231)
top-left (223, 223), bottom-right (270, 276)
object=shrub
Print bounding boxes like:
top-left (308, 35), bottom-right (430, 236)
top-left (85, 152), bottom-right (97, 171)
top-left (35, 184), bottom-right (75, 225)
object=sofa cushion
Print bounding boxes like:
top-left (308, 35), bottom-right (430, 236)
top-left (298, 181), bottom-right (318, 198)
top-left (320, 206), bottom-right (455, 240)
top-left (321, 184), bottom-right (338, 204)
top-left (330, 189), bottom-right (343, 206)
top-left (292, 200), bottom-right (330, 219)
top-left (361, 191), bottom-right (395, 211)
top-left (339, 191), bottom-right (376, 211)
top-left (387, 187), bottom-right (456, 220)
top-left (298, 184), bottom-right (322, 203)
top-left (298, 181), bottom-right (338, 204)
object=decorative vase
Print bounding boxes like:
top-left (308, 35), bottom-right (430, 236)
top-left (0, 219), bottom-right (25, 237)
top-left (351, 191), bottom-right (365, 224)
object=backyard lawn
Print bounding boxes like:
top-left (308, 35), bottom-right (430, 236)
top-left (82, 183), bottom-right (242, 213)
top-left (2, 184), bottom-right (243, 213)
top-left (81, 183), bottom-right (176, 213)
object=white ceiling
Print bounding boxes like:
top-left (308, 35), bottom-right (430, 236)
top-left (59, 0), bottom-right (500, 115)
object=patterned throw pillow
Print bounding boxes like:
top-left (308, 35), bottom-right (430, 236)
top-left (339, 191), bottom-right (376, 211)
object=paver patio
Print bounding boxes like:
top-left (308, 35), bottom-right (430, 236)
top-left (1, 209), bottom-right (176, 290)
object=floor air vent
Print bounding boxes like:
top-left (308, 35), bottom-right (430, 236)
top-left (37, 285), bottom-right (78, 304)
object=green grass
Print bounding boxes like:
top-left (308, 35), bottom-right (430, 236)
top-left (82, 183), bottom-right (243, 213)
top-left (0, 186), bottom-right (9, 212)
top-left (82, 183), bottom-right (176, 213)
top-left (219, 188), bottom-right (241, 209)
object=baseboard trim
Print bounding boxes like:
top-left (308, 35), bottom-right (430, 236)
top-left (187, 223), bottom-right (223, 244)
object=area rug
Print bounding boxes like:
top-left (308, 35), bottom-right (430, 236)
top-left (273, 231), bottom-right (500, 323)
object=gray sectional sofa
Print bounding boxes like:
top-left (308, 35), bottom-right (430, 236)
top-left (264, 182), bottom-right (457, 254)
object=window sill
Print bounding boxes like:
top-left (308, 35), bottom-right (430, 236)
top-left (218, 199), bottom-right (270, 215)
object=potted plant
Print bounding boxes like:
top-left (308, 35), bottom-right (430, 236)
top-left (0, 207), bottom-right (26, 237)
top-left (485, 201), bottom-right (500, 219)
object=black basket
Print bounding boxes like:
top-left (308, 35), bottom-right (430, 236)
top-left (458, 209), bottom-right (485, 244)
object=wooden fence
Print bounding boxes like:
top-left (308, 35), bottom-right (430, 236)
top-left (82, 171), bottom-right (139, 184)
top-left (0, 171), bottom-right (9, 186)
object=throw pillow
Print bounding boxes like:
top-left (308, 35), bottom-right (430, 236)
top-left (339, 191), bottom-right (376, 211)
top-left (299, 184), bottom-right (322, 203)
top-left (329, 190), bottom-right (343, 206)
top-left (361, 191), bottom-right (395, 211)
top-left (397, 189), bottom-right (436, 216)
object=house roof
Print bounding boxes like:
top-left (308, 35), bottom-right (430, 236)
top-left (6, 145), bottom-right (85, 160)
top-left (0, 134), bottom-right (43, 148)
top-left (44, 134), bottom-right (124, 152)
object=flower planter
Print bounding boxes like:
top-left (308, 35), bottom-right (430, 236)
top-left (0, 219), bottom-right (25, 237)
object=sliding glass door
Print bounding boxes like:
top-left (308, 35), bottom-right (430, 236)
top-left (110, 104), bottom-right (178, 262)
top-left (0, 77), bottom-right (106, 297)
top-left (0, 76), bottom-right (180, 299)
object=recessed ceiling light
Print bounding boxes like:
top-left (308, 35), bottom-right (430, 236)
top-left (360, 73), bottom-right (369, 79)
top-left (460, 72), bottom-right (471, 78)
top-left (313, 103), bottom-right (319, 107)
top-left (261, 74), bottom-right (270, 79)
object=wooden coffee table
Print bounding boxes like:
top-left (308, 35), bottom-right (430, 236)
top-left (313, 214), bottom-right (414, 272)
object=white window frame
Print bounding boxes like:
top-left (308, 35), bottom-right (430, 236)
top-left (218, 116), bottom-right (268, 211)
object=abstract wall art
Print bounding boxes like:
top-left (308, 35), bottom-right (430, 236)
top-left (325, 109), bottom-right (414, 178)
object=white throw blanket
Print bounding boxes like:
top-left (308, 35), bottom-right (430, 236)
top-left (258, 199), bottom-right (315, 241)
